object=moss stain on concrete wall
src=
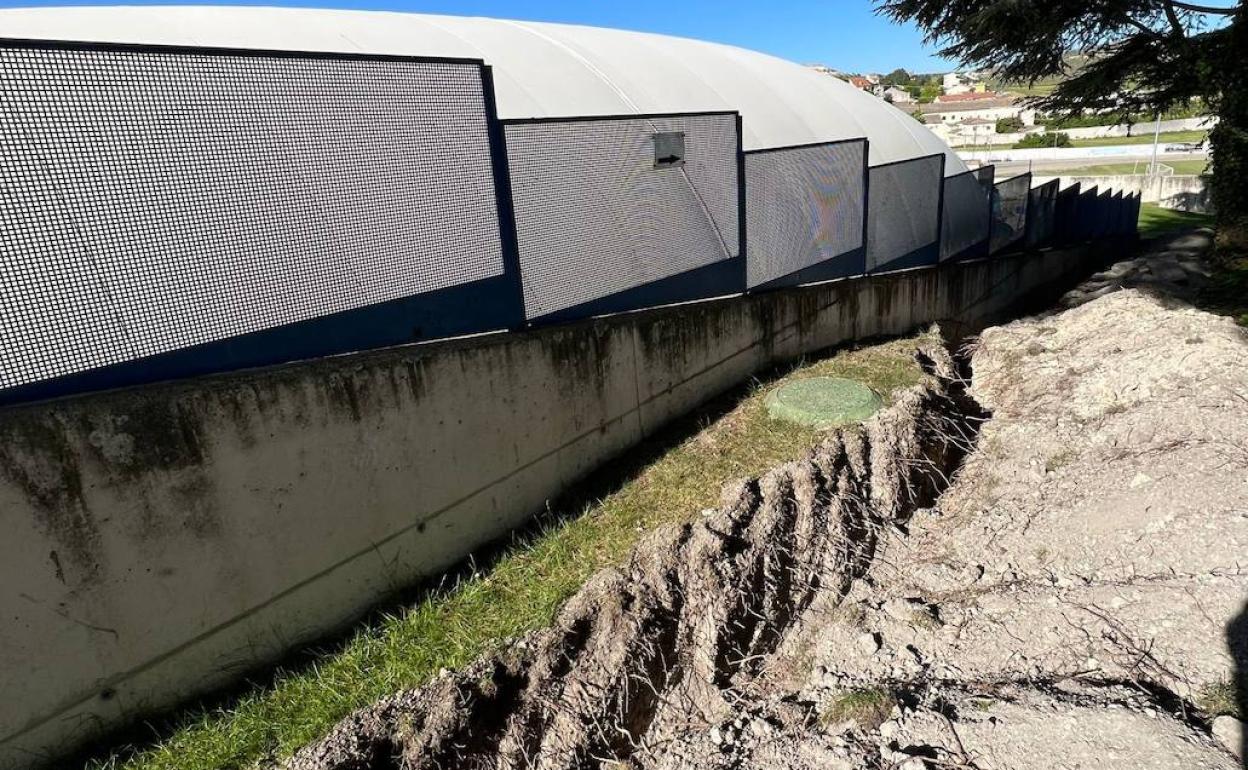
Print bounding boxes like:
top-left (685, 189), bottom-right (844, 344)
top-left (0, 413), bottom-right (101, 587)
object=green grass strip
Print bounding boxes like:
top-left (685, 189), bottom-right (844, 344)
top-left (1137, 202), bottom-right (1214, 238)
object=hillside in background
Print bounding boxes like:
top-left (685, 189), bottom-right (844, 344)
top-left (984, 53), bottom-right (1091, 97)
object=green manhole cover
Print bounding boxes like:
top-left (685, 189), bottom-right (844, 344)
top-left (765, 377), bottom-right (884, 428)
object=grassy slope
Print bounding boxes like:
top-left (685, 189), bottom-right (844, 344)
top-left (1048, 159), bottom-right (1208, 176)
top-left (969, 130), bottom-right (1208, 152)
top-left (1069, 130), bottom-right (1207, 148)
top-left (86, 334), bottom-right (933, 770)
top-left (1137, 202), bottom-right (1214, 238)
top-left (985, 53), bottom-right (1087, 96)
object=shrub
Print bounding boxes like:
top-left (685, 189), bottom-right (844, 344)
top-left (1015, 132), bottom-right (1071, 148)
top-left (996, 116), bottom-right (1024, 133)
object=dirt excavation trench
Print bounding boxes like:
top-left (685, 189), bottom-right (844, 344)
top-left (287, 238), bottom-right (1248, 770)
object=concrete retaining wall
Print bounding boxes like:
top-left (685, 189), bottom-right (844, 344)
top-left (1034, 174), bottom-right (1209, 213)
top-left (0, 243), bottom-right (1111, 768)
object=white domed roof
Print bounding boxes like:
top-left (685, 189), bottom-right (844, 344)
top-left (0, 6), bottom-right (965, 173)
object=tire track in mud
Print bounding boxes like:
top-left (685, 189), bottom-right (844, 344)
top-left (284, 344), bottom-right (988, 770)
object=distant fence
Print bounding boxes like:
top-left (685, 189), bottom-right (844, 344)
top-left (1033, 173), bottom-right (1209, 213)
top-left (1078, 186), bottom-right (1101, 241)
top-left (1025, 179), bottom-right (1060, 249)
top-left (0, 39), bottom-right (1139, 406)
top-left (990, 173), bottom-right (1031, 255)
top-left (939, 169), bottom-right (991, 262)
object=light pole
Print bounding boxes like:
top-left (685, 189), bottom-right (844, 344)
top-left (1148, 110), bottom-right (1163, 203)
top-left (1148, 110), bottom-right (1162, 175)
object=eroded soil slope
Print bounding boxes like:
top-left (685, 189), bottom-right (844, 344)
top-left (779, 284), bottom-right (1248, 769)
top-left (285, 243), bottom-right (1248, 770)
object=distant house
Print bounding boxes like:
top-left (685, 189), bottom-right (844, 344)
top-left (848, 75), bottom-right (873, 92)
top-left (922, 92), bottom-right (1035, 126)
top-left (955, 117), bottom-right (997, 141)
top-left (918, 92), bottom-right (1040, 146)
top-left (942, 71), bottom-right (987, 96)
top-left (883, 86), bottom-right (913, 104)
top-left (933, 91), bottom-right (1000, 105)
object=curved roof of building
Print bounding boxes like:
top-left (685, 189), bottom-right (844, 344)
top-left (0, 6), bottom-right (965, 174)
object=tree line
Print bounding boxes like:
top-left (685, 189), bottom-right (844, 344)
top-left (878, 0), bottom-right (1246, 242)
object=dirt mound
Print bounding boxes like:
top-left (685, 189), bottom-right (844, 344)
top-left (777, 284), bottom-right (1247, 764)
top-left (284, 345), bottom-right (982, 770)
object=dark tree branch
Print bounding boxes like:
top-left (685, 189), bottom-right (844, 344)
top-left (1122, 12), bottom-right (1167, 38)
top-left (1162, 0), bottom-right (1189, 35)
top-left (1168, 0), bottom-right (1238, 14)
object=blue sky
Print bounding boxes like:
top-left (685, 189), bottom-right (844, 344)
top-left (0, 0), bottom-right (958, 73)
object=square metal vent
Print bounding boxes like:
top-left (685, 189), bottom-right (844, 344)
top-left (653, 131), bottom-right (685, 169)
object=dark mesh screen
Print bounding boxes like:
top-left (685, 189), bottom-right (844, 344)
top-left (1096, 190), bottom-right (1115, 237)
top-left (1077, 186), bottom-right (1100, 240)
top-left (744, 140), bottom-right (865, 287)
top-left (976, 165), bottom-right (996, 194)
top-left (0, 44), bottom-right (504, 391)
top-left (1055, 182), bottom-right (1081, 245)
top-left (940, 170), bottom-right (990, 261)
top-left (1025, 180), bottom-right (1059, 248)
top-left (990, 173), bottom-right (1030, 254)
top-left (865, 155), bottom-right (943, 272)
top-left (504, 113), bottom-right (740, 320)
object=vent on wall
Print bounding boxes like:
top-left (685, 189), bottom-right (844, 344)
top-left (654, 131), bottom-right (686, 168)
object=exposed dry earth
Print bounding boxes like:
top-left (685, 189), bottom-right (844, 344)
top-left (284, 234), bottom-right (1248, 770)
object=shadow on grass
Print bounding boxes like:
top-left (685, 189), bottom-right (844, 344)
top-left (1132, 204), bottom-right (1247, 326)
top-left (1137, 204), bottom-right (1215, 240)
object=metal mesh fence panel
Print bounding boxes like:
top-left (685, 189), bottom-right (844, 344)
top-left (1055, 182), bottom-right (1081, 245)
top-left (1077, 186), bottom-right (1100, 240)
top-left (1094, 189), bottom-right (1114, 238)
top-left (504, 112), bottom-right (741, 322)
top-left (976, 165), bottom-right (996, 196)
top-left (744, 140), bottom-right (865, 288)
top-left (0, 43), bottom-right (505, 392)
top-left (865, 154), bottom-right (943, 272)
top-left (990, 173), bottom-right (1030, 254)
top-left (940, 170), bottom-right (990, 261)
top-left (1025, 179), bottom-right (1059, 248)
